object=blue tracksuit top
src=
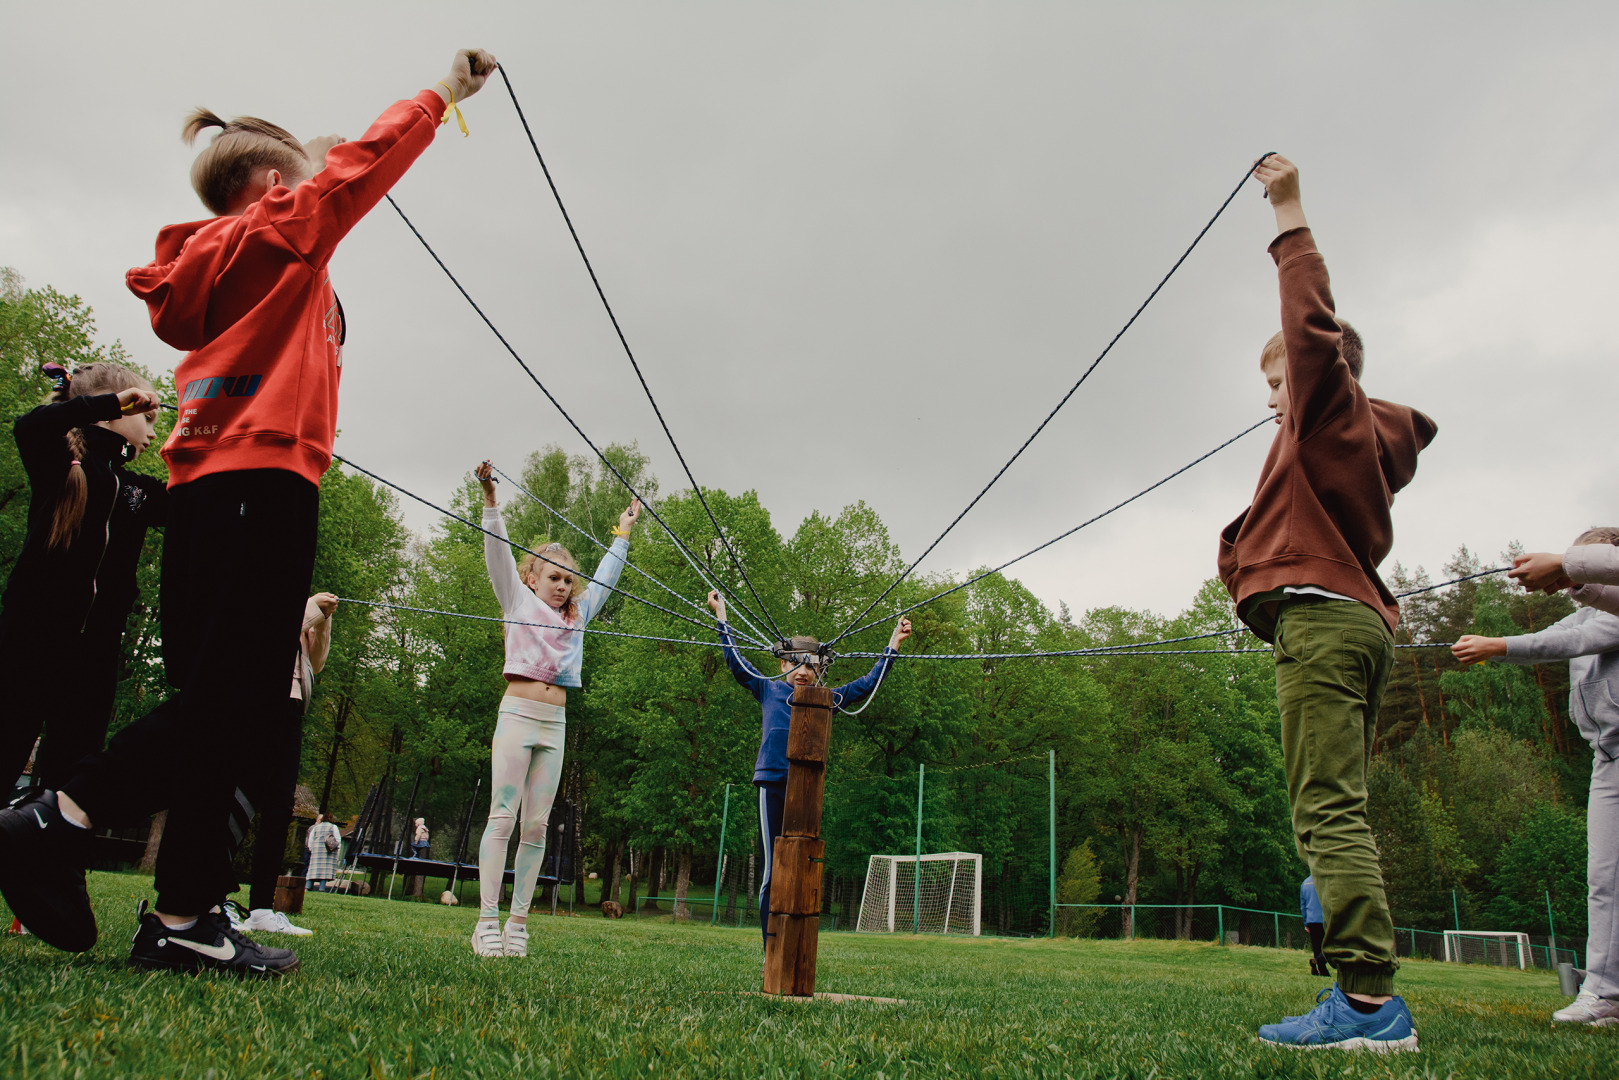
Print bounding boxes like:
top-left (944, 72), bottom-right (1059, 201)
top-left (718, 621), bottom-right (897, 784)
top-left (1300, 876), bottom-right (1323, 925)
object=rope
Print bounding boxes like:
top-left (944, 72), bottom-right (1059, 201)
top-left (489, 462), bottom-right (769, 648)
top-left (839, 416), bottom-right (1274, 640)
top-left (1395, 567), bottom-right (1509, 598)
top-left (846, 642), bottom-right (1461, 661)
top-left (336, 596), bottom-right (768, 652)
top-left (382, 194), bottom-right (780, 644)
top-left (493, 64), bottom-right (787, 642)
top-left (331, 454), bottom-right (725, 642)
top-left (829, 153), bottom-right (1278, 648)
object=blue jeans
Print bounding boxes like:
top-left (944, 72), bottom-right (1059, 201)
top-left (756, 780), bottom-right (785, 945)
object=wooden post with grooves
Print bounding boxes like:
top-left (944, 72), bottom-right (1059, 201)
top-left (762, 683), bottom-right (834, 997)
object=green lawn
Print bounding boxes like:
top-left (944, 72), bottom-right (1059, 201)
top-left (0, 873), bottom-right (1612, 1078)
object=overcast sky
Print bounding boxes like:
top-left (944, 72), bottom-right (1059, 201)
top-left (4, 2), bottom-right (1615, 624)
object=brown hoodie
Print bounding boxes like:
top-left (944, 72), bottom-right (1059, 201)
top-left (1218, 228), bottom-right (1437, 642)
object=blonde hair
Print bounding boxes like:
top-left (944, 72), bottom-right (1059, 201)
top-left (182, 109), bottom-right (309, 216)
top-left (518, 542), bottom-right (584, 622)
top-left (47, 363), bottom-right (153, 551)
top-left (1260, 319), bottom-right (1364, 381)
top-left (1575, 527), bottom-right (1619, 547)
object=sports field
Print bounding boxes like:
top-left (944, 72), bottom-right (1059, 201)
top-left (0, 874), bottom-right (1612, 1078)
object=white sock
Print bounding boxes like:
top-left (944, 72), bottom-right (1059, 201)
top-left (160, 917), bottom-right (198, 931)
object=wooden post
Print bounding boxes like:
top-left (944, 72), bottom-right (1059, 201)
top-left (763, 684), bottom-right (833, 997)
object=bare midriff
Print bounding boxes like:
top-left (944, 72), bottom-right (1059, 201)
top-left (503, 673), bottom-right (566, 708)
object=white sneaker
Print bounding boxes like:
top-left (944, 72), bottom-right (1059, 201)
top-left (471, 919), bottom-right (504, 957)
top-left (243, 908), bottom-right (314, 936)
top-left (502, 919), bottom-right (529, 957)
top-left (1552, 991), bottom-right (1619, 1026)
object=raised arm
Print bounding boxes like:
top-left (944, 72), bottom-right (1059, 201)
top-left (475, 461), bottom-right (549, 621)
top-left (1456, 609), bottom-right (1619, 665)
top-left (575, 499), bottom-right (640, 627)
top-left (1253, 155), bottom-right (1357, 442)
top-left (831, 618), bottom-right (911, 709)
top-left (710, 591), bottom-right (767, 699)
top-left (266, 50), bottom-right (497, 266)
top-left (303, 593), bottom-right (337, 676)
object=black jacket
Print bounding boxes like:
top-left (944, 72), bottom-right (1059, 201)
top-left (3, 395), bottom-right (169, 636)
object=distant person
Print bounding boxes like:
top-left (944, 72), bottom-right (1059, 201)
top-left (413, 818), bottom-right (430, 861)
top-left (1218, 154), bottom-right (1432, 1051)
top-left (240, 593), bottom-right (336, 936)
top-left (0, 363), bottom-right (164, 792)
top-left (707, 591), bottom-right (909, 953)
top-left (470, 460), bottom-right (639, 959)
top-left (0, 49), bottom-right (498, 979)
top-left (1454, 526), bottom-right (1619, 1027)
top-left (1300, 876), bottom-right (1327, 976)
top-left (1509, 542), bottom-right (1619, 617)
top-left (305, 813), bottom-right (342, 892)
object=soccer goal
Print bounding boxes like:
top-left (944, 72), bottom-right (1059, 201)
top-left (855, 852), bottom-right (981, 935)
top-left (1444, 930), bottom-right (1530, 969)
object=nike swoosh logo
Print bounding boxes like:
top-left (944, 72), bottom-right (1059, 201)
top-left (33, 810), bottom-right (46, 828)
top-left (167, 935), bottom-right (236, 961)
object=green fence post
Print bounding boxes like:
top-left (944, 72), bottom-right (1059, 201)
top-left (1273, 911), bottom-right (1279, 948)
top-left (1129, 905), bottom-right (1135, 941)
top-left (1545, 890), bottom-right (1558, 961)
top-left (1217, 905), bottom-right (1224, 945)
top-left (1452, 889), bottom-right (1461, 932)
top-left (913, 763), bottom-right (925, 934)
top-left (711, 783), bottom-right (731, 927)
top-left (1048, 749), bottom-right (1057, 939)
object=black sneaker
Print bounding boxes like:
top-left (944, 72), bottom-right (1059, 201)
top-left (0, 788), bottom-right (96, 952)
top-left (127, 901), bottom-right (300, 978)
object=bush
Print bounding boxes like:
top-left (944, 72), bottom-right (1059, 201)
top-left (1056, 841), bottom-right (1102, 937)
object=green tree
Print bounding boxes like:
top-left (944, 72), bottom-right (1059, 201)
top-left (1056, 840), bottom-right (1102, 937)
top-left (1487, 803), bottom-right (1587, 936)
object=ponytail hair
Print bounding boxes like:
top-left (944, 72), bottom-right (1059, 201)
top-left (517, 543), bottom-right (584, 622)
top-left (182, 108), bottom-right (309, 216)
top-left (45, 363), bottom-right (153, 551)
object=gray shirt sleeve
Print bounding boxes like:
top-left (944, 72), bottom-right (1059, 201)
top-left (1564, 544), bottom-right (1619, 586)
top-left (1502, 609), bottom-right (1619, 663)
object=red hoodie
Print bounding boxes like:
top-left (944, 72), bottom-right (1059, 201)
top-left (128, 89), bottom-right (446, 488)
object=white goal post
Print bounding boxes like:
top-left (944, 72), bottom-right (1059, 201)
top-left (1444, 930), bottom-right (1530, 970)
top-left (855, 852), bottom-right (981, 935)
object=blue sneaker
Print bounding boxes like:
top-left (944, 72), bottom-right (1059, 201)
top-left (1259, 985), bottom-right (1419, 1052)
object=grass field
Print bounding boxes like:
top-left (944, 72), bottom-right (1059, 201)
top-left (1, 873), bottom-right (1614, 1078)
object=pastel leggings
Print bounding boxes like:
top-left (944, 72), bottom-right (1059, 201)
top-left (477, 697), bottom-right (566, 919)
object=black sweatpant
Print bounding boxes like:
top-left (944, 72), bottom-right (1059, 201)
top-left (64, 469), bottom-right (318, 915)
top-left (247, 697), bottom-right (306, 911)
top-left (0, 616), bottom-right (122, 790)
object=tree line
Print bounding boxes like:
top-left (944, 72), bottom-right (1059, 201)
top-left (1, 272), bottom-right (1592, 939)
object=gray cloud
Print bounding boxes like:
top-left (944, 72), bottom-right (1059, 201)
top-left (3, 2), bottom-right (1614, 622)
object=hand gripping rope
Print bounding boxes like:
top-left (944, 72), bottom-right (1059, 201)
top-left (491, 64), bottom-right (786, 641)
top-left (383, 194), bottom-right (782, 647)
top-left (829, 154), bottom-right (1279, 649)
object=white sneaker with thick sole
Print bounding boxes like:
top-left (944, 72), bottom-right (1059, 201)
top-left (471, 919), bottom-right (504, 957)
top-left (1552, 991), bottom-right (1619, 1026)
top-left (243, 908), bottom-right (314, 936)
top-left (502, 919), bottom-right (529, 957)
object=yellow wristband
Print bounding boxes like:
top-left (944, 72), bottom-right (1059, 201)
top-left (437, 81), bottom-right (469, 137)
top-left (611, 526), bottom-right (631, 539)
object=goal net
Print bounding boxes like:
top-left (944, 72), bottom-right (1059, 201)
top-left (855, 852), bottom-right (981, 935)
top-left (1444, 930), bottom-right (1530, 969)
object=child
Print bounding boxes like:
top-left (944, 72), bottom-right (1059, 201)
top-left (1453, 526), bottom-right (1619, 1027)
top-left (1300, 875), bottom-right (1328, 976)
top-left (471, 460), bottom-right (640, 958)
top-left (0, 363), bottom-right (164, 794)
top-left (0, 49), bottom-right (497, 976)
top-left (1510, 543), bottom-right (1619, 616)
top-left (1217, 154), bottom-right (1435, 1051)
top-left (705, 590), bottom-right (911, 946)
top-left (238, 592), bottom-right (336, 936)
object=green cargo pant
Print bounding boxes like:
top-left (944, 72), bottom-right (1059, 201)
top-left (1274, 597), bottom-right (1398, 995)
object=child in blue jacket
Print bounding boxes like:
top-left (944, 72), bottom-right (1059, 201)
top-left (707, 591), bottom-right (910, 944)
